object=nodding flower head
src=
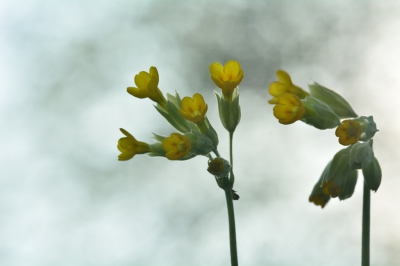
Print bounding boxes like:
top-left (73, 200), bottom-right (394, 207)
top-left (335, 120), bottom-right (362, 146)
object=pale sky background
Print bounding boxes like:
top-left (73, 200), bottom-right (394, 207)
top-left (1, 1), bottom-right (400, 265)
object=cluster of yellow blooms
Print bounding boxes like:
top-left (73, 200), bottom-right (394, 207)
top-left (268, 70), bottom-right (381, 208)
top-left (118, 61), bottom-right (243, 190)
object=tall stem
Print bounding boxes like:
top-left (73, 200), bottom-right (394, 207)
top-left (229, 131), bottom-right (235, 185)
top-left (225, 187), bottom-right (238, 266)
top-left (362, 181), bottom-right (370, 266)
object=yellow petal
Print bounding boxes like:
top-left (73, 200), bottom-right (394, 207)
top-left (276, 69), bottom-right (292, 84)
top-left (134, 71), bottom-right (151, 89)
top-left (269, 81), bottom-right (288, 96)
top-left (224, 60), bottom-right (242, 78)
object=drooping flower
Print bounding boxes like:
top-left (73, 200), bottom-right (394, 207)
top-left (127, 66), bottom-right (167, 108)
top-left (335, 120), bottom-right (362, 146)
top-left (273, 93), bottom-right (305, 124)
top-left (268, 69), bottom-right (309, 104)
top-left (179, 93), bottom-right (208, 123)
top-left (162, 133), bottom-right (191, 160)
top-left (117, 128), bottom-right (151, 161)
top-left (210, 60), bottom-right (244, 99)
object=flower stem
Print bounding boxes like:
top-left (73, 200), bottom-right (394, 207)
top-left (229, 131), bottom-right (235, 185)
top-left (224, 187), bottom-right (238, 266)
top-left (362, 180), bottom-right (370, 266)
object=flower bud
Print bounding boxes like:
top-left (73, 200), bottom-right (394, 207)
top-left (362, 157), bottom-right (382, 192)
top-left (207, 157), bottom-right (231, 178)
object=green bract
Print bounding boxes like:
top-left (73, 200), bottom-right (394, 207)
top-left (362, 157), bottom-right (382, 192)
top-left (301, 96), bottom-right (341, 129)
top-left (215, 88), bottom-right (241, 133)
top-left (308, 82), bottom-right (357, 118)
top-left (155, 92), bottom-right (192, 133)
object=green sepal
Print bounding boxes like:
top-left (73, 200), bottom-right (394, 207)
top-left (353, 116), bottom-right (378, 141)
top-left (301, 96), bottom-right (341, 129)
top-left (185, 131), bottom-right (214, 156)
top-left (148, 142), bottom-right (166, 157)
top-left (204, 116), bottom-right (219, 147)
top-left (215, 89), bottom-right (241, 133)
top-left (338, 169), bottom-right (358, 200)
top-left (308, 165), bottom-right (331, 208)
top-left (324, 147), bottom-right (352, 187)
top-left (349, 140), bottom-right (374, 170)
top-left (362, 157), bottom-right (382, 192)
top-left (308, 82), bottom-right (357, 118)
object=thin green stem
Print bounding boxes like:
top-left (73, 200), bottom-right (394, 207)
top-left (229, 131), bottom-right (235, 185)
top-left (224, 187), bottom-right (238, 266)
top-left (362, 181), bottom-right (370, 266)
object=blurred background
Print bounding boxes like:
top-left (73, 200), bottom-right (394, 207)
top-left (1, 1), bottom-right (399, 265)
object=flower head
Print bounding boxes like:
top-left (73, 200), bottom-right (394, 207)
top-left (335, 120), bottom-right (362, 146)
top-left (162, 133), bottom-right (191, 160)
top-left (210, 60), bottom-right (244, 99)
top-left (127, 66), bottom-right (167, 108)
top-left (268, 69), bottom-right (309, 104)
top-left (273, 93), bottom-right (305, 124)
top-left (117, 128), bottom-right (151, 161)
top-left (179, 93), bottom-right (208, 123)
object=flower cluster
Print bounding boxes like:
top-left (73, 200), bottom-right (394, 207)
top-left (118, 61), bottom-right (244, 191)
top-left (268, 70), bottom-right (381, 208)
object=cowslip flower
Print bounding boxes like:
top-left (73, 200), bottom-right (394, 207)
top-left (335, 120), bottom-right (362, 146)
top-left (179, 93), bottom-right (208, 123)
top-left (127, 66), bottom-right (167, 108)
top-left (210, 60), bottom-right (244, 99)
top-left (117, 128), bottom-right (151, 161)
top-left (268, 69), bottom-right (309, 104)
top-left (162, 133), bottom-right (191, 160)
top-left (273, 93), bottom-right (305, 124)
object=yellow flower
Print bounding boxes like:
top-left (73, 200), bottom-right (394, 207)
top-left (268, 69), bottom-right (309, 104)
top-left (127, 66), bottom-right (167, 108)
top-left (309, 193), bottom-right (330, 208)
top-left (117, 128), bottom-right (151, 161)
top-left (273, 93), bottom-right (305, 124)
top-left (322, 180), bottom-right (342, 198)
top-left (210, 60), bottom-right (244, 99)
top-left (162, 133), bottom-right (191, 160)
top-left (179, 93), bottom-right (208, 123)
top-left (335, 120), bottom-right (362, 146)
